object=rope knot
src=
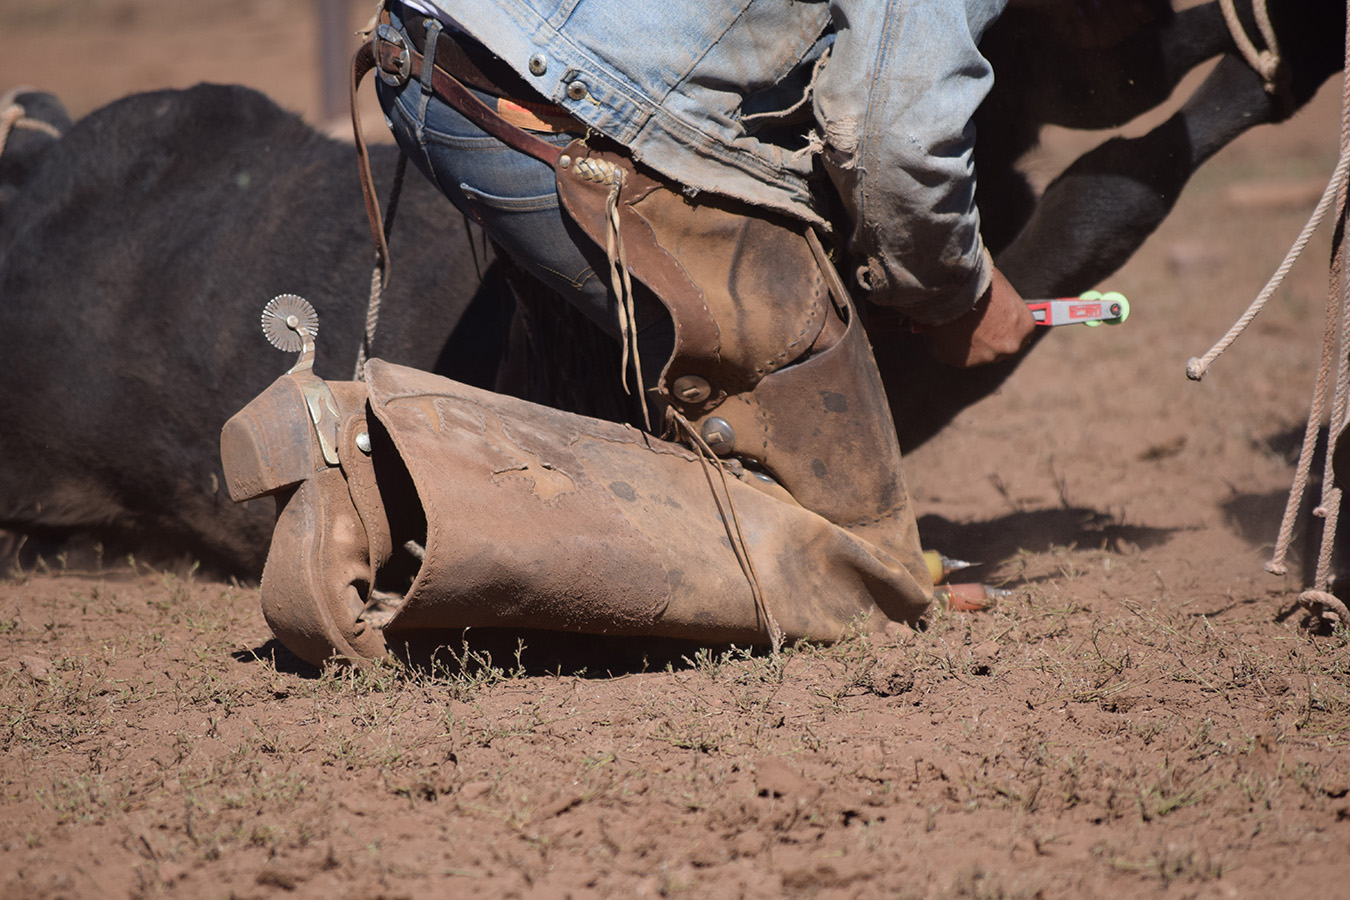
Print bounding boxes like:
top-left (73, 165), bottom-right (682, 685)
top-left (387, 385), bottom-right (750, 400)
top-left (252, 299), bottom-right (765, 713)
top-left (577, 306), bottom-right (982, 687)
top-left (1299, 589), bottom-right (1349, 626)
top-left (1219, 0), bottom-right (1284, 95)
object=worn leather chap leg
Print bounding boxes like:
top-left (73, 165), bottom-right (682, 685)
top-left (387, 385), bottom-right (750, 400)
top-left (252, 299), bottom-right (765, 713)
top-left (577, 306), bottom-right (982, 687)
top-left (222, 140), bottom-right (936, 665)
top-left (223, 359), bottom-right (930, 666)
top-left (553, 142), bottom-right (933, 627)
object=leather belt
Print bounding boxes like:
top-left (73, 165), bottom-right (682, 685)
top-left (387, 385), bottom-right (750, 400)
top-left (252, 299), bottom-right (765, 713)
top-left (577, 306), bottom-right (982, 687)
top-left (365, 26), bottom-right (564, 166)
top-left (350, 8), bottom-right (575, 289)
top-left (374, 9), bottom-right (578, 141)
top-left (390, 7), bottom-right (533, 101)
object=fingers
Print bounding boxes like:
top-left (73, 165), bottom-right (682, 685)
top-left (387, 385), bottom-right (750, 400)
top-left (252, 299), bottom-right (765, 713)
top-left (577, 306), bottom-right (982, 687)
top-left (923, 268), bottom-right (1036, 368)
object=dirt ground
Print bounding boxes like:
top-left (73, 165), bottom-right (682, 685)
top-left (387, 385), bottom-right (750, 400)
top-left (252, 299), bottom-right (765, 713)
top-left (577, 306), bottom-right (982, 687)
top-left (4, 2), bottom-right (1350, 898)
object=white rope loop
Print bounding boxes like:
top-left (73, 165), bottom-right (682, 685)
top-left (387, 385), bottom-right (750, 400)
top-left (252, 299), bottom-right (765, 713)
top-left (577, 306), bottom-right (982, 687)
top-left (1219, 0), bottom-right (1282, 93)
top-left (0, 102), bottom-right (63, 159)
top-left (1229, 0), bottom-right (1350, 630)
top-left (1300, 589), bottom-right (1350, 625)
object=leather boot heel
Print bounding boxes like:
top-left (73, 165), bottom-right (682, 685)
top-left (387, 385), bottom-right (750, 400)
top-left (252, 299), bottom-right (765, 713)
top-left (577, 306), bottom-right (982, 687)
top-left (260, 469), bottom-right (388, 665)
top-left (222, 374), bottom-right (388, 665)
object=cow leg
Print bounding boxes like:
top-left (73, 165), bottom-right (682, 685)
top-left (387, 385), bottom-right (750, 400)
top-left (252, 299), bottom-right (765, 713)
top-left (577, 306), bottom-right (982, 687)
top-left (975, 1), bottom-right (1232, 253)
top-left (994, 0), bottom-right (1344, 295)
top-left (887, 3), bottom-right (1283, 452)
top-left (980, 2), bottom-right (1230, 136)
top-left (888, 29), bottom-right (1344, 452)
top-left (996, 53), bottom-right (1290, 297)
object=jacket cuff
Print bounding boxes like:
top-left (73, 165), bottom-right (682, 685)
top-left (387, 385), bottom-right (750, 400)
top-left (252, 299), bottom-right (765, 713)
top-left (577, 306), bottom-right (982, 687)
top-left (869, 247), bottom-right (994, 326)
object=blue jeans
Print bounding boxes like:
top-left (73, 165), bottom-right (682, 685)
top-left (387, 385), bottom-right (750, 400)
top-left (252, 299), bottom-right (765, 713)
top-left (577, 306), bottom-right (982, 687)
top-left (375, 53), bottom-right (670, 355)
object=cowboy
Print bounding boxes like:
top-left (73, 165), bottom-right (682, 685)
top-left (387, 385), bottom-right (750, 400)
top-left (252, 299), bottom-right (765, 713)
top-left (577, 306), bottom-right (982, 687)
top-left (221, 0), bottom-right (1138, 664)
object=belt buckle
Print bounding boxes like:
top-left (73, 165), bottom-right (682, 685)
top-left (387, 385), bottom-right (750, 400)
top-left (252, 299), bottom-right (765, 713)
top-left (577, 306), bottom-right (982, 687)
top-left (374, 23), bottom-right (411, 87)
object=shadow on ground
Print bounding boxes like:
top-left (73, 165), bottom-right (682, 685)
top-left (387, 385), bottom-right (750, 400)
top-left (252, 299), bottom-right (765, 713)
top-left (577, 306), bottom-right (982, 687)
top-left (918, 505), bottom-right (1177, 570)
top-left (232, 630), bottom-right (759, 680)
top-left (1223, 423), bottom-right (1344, 589)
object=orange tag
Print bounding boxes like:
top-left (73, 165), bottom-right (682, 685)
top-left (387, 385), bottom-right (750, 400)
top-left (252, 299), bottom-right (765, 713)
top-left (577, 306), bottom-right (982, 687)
top-left (495, 98), bottom-right (578, 134)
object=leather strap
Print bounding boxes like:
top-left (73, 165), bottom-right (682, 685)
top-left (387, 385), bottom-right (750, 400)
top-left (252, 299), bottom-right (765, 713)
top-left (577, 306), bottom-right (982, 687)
top-left (351, 41), bottom-right (393, 288)
top-left (387, 42), bottom-right (563, 166)
top-left (554, 140), bottom-right (720, 398)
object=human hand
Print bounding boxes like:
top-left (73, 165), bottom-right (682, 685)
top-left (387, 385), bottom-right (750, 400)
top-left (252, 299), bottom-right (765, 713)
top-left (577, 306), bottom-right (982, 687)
top-left (924, 267), bottom-right (1036, 368)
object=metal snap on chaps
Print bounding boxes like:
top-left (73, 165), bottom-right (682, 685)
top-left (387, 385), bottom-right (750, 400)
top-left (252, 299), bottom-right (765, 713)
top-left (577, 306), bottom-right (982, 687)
top-left (700, 417), bottom-right (736, 455)
top-left (672, 375), bottom-right (712, 404)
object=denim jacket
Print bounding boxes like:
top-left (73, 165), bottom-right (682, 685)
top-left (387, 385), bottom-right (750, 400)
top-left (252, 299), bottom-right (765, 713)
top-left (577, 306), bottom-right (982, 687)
top-left (407, 0), bottom-right (1007, 323)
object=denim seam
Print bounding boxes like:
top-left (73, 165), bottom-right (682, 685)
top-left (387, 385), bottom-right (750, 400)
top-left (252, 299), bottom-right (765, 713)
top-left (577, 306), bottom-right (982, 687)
top-left (389, 89), bottom-right (452, 201)
top-left (459, 184), bottom-right (559, 213)
top-left (532, 262), bottom-right (596, 293)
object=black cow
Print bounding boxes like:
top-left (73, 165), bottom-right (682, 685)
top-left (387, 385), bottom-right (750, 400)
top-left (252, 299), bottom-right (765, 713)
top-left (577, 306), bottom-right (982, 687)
top-left (0, 83), bottom-right (508, 576)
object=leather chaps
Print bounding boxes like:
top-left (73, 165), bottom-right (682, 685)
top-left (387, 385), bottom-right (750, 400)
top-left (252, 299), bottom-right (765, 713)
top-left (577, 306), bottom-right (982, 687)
top-left (222, 38), bottom-right (933, 665)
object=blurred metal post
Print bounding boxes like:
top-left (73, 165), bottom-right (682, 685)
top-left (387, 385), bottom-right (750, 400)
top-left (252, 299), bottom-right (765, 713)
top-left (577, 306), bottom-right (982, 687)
top-left (316, 0), bottom-right (350, 122)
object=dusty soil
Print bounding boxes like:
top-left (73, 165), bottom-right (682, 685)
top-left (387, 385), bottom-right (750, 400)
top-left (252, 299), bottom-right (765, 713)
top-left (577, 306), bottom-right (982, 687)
top-left (4, 2), bottom-right (1350, 898)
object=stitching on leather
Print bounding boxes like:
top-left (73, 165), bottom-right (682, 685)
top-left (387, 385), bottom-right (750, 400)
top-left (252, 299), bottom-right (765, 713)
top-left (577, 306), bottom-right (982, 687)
top-left (752, 278), bottom-right (825, 378)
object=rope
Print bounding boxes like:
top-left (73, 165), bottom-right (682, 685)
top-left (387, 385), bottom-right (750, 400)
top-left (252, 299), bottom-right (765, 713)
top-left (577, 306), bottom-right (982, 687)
top-left (354, 267), bottom-right (384, 380)
top-left (1265, 226), bottom-right (1341, 577)
top-left (670, 407), bottom-right (783, 653)
top-left (1219, 0), bottom-right (1282, 94)
top-left (1299, 589), bottom-right (1350, 624)
top-left (0, 102), bottom-right (63, 159)
top-left (354, 153), bottom-right (408, 381)
top-left (1186, 160), bottom-right (1349, 381)
top-left (1240, 0), bottom-right (1350, 632)
top-left (574, 155), bottom-right (650, 431)
top-left (1315, 168), bottom-right (1350, 590)
top-left (1187, 0), bottom-right (1344, 382)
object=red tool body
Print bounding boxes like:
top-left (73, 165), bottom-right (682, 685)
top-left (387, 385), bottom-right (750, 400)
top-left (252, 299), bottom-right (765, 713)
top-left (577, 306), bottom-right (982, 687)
top-left (1026, 290), bottom-right (1130, 327)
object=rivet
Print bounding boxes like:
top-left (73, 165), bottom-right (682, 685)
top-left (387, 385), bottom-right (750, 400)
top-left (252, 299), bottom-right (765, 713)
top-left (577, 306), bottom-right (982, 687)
top-left (566, 81), bottom-right (588, 101)
top-left (355, 431), bottom-right (372, 454)
top-left (528, 54), bottom-right (548, 76)
top-left (700, 417), bottom-right (735, 456)
top-left (558, 154), bottom-right (571, 169)
top-left (672, 374), bottom-right (711, 404)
